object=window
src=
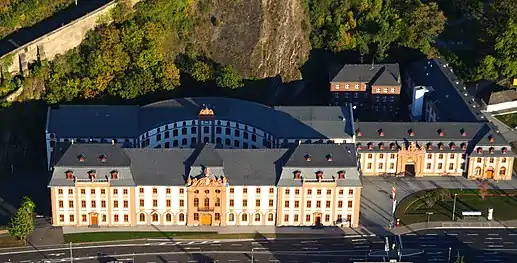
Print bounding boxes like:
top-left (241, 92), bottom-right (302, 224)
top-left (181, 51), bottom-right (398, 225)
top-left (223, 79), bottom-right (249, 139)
top-left (295, 189), bottom-right (300, 195)
top-left (140, 200), bottom-right (144, 206)
top-left (338, 201), bottom-right (343, 208)
top-left (347, 214), bottom-right (352, 222)
top-left (256, 188), bottom-right (261, 194)
top-left (243, 199), bottom-right (248, 207)
top-left (153, 188), bottom-right (158, 194)
top-left (124, 214), bottom-right (129, 222)
top-left (243, 188), bottom-right (248, 194)
top-left (81, 189), bottom-right (86, 195)
top-left (82, 215), bottom-right (87, 222)
top-left (114, 215), bottom-right (119, 222)
top-left (305, 214), bottom-right (311, 222)
top-left (284, 201), bottom-right (289, 208)
top-left (325, 214), bottom-right (330, 222)
top-left (389, 163), bottom-right (395, 169)
top-left (269, 200), bottom-right (274, 207)
top-left (294, 215), bottom-right (299, 222)
top-left (180, 200), bottom-right (184, 207)
top-left (139, 188), bottom-right (144, 194)
top-left (355, 84), bottom-right (360, 89)
top-left (427, 154), bottom-right (432, 159)
top-left (179, 213), bottom-right (185, 222)
top-left (438, 163), bottom-right (443, 169)
top-left (367, 163), bottom-right (372, 169)
top-left (390, 154), bottom-right (395, 159)
top-left (449, 163), bottom-right (454, 170)
top-left (450, 154), bottom-right (455, 159)
top-left (256, 199), bottom-right (260, 207)
top-left (368, 153), bottom-right (373, 159)
top-left (378, 163), bottom-right (383, 169)
top-left (215, 198), bottom-right (221, 207)
top-left (203, 198), bottom-right (210, 208)
top-left (306, 201), bottom-right (311, 208)
top-left (348, 189), bottom-right (354, 195)
top-left (326, 200), bottom-right (331, 208)
top-left (490, 158), bottom-right (494, 163)
top-left (166, 188), bottom-right (171, 194)
top-left (345, 84), bottom-right (350, 89)
top-left (123, 200), bottom-right (128, 208)
top-left (194, 198), bottom-right (199, 207)
top-left (268, 214), bottom-right (274, 222)
top-left (91, 201), bottom-right (96, 208)
top-left (502, 158), bottom-right (507, 163)
top-left (307, 189), bottom-right (312, 195)
top-left (230, 188), bottom-right (234, 194)
top-left (101, 189), bottom-right (105, 195)
top-left (153, 200), bottom-right (158, 207)
top-left (180, 188), bottom-right (184, 194)
top-left (215, 213), bottom-right (221, 221)
top-left (59, 200), bottom-right (64, 208)
top-left (477, 157), bottom-right (482, 163)
top-left (230, 199), bottom-right (234, 207)
top-left (269, 188), bottom-right (274, 194)
top-left (229, 213), bottom-right (235, 222)
top-left (327, 189), bottom-right (331, 195)
top-left (101, 200), bottom-right (106, 208)
top-left (285, 189), bottom-right (290, 195)
top-left (58, 189), bottom-right (63, 195)
top-left (439, 154), bottom-right (444, 159)
top-left (426, 163), bottom-right (432, 169)
top-left (254, 214), bottom-right (261, 222)
top-left (348, 201), bottom-right (353, 208)
top-left (166, 214), bottom-right (172, 222)
top-left (69, 215), bottom-right (74, 222)
top-left (379, 154), bottom-right (384, 159)
top-left (139, 213), bottom-right (146, 222)
top-left (113, 189), bottom-right (118, 195)
top-left (91, 189), bottom-right (95, 195)
top-left (284, 215), bottom-right (289, 222)
top-left (294, 201), bottom-right (299, 208)
top-left (242, 213), bottom-right (248, 222)
top-left (317, 189), bottom-right (322, 195)
top-left (114, 201), bottom-right (119, 208)
top-left (68, 189), bottom-right (73, 195)
top-left (69, 201), bottom-right (74, 208)
top-left (316, 201), bottom-right (321, 208)
top-left (81, 200), bottom-right (86, 208)
top-left (194, 213), bottom-right (199, 221)
top-left (166, 200), bottom-right (171, 207)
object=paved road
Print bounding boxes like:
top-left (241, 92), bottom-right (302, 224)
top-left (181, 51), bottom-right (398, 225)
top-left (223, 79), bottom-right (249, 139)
top-left (2, 229), bottom-right (517, 262)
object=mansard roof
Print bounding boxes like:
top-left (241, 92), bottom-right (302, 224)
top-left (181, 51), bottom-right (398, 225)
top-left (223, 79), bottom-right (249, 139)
top-left (331, 64), bottom-right (400, 86)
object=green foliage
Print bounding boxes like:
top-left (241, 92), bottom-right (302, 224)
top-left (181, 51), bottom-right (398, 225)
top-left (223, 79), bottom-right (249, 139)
top-left (0, 0), bottom-right (74, 39)
top-left (7, 197), bottom-right (35, 243)
top-left (111, 0), bottom-right (134, 24)
top-left (191, 61), bottom-right (214, 83)
top-left (216, 66), bottom-right (244, 89)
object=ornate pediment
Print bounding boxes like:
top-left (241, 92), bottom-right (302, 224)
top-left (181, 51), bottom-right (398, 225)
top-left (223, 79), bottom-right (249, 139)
top-left (199, 106), bottom-right (215, 117)
top-left (398, 141), bottom-right (425, 156)
top-left (187, 175), bottom-right (227, 187)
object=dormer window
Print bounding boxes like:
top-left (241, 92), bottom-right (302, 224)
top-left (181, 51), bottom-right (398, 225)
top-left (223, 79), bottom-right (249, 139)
top-left (489, 147), bottom-right (495, 154)
top-left (78, 154), bottom-right (85, 162)
top-left (378, 129), bottom-right (384, 136)
top-left (304, 154), bottom-right (312, 162)
top-left (408, 129), bottom-right (414, 136)
top-left (460, 129), bottom-right (467, 136)
top-left (338, 171), bottom-right (345, 179)
top-left (368, 143), bottom-right (373, 150)
top-left (88, 170), bottom-right (96, 180)
top-left (357, 143), bottom-right (362, 150)
top-left (502, 147), bottom-right (508, 154)
top-left (390, 143), bottom-right (396, 150)
top-left (99, 154), bottom-right (107, 162)
top-left (326, 154), bottom-right (333, 162)
top-left (111, 170), bottom-right (119, 180)
top-left (65, 170), bottom-right (74, 179)
top-left (489, 135), bottom-right (495, 143)
top-left (477, 147), bottom-right (483, 154)
top-left (438, 129), bottom-right (444, 136)
top-left (315, 171), bottom-right (323, 180)
top-left (450, 143), bottom-right (456, 150)
top-left (427, 143), bottom-right (432, 150)
top-left (294, 170), bottom-right (301, 179)
top-left (379, 143), bottom-right (384, 150)
top-left (461, 143), bottom-right (467, 150)
top-left (439, 143), bottom-right (444, 150)
top-left (356, 129), bottom-right (362, 137)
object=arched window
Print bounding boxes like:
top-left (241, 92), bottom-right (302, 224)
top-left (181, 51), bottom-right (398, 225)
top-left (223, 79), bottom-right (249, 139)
top-left (152, 213), bottom-right (159, 222)
top-left (215, 198), bottom-right (221, 207)
top-left (254, 213), bottom-right (261, 222)
top-left (139, 213), bottom-right (145, 222)
top-left (204, 198), bottom-right (210, 208)
top-left (242, 213), bottom-right (248, 222)
top-left (194, 198), bottom-right (199, 207)
top-left (475, 167), bottom-right (482, 176)
top-left (179, 213), bottom-right (185, 222)
top-left (228, 213), bottom-right (235, 222)
top-left (166, 213), bottom-right (172, 222)
top-left (267, 213), bottom-right (274, 222)
top-left (499, 167), bottom-right (506, 176)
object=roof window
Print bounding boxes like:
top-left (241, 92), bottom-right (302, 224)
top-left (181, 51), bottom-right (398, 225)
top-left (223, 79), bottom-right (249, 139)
top-left (293, 170), bottom-right (302, 179)
top-left (378, 129), bottom-right (384, 136)
top-left (489, 135), bottom-right (495, 143)
top-left (326, 154), bottom-right (333, 161)
top-left (438, 129), bottom-right (445, 136)
top-left (460, 129), bottom-right (467, 136)
top-left (356, 129), bottom-right (362, 136)
top-left (111, 170), bottom-right (119, 180)
top-left (65, 170), bottom-right (74, 180)
top-left (78, 154), bottom-right (86, 162)
top-left (408, 129), bottom-right (415, 136)
top-left (99, 154), bottom-right (107, 162)
top-left (304, 154), bottom-right (312, 162)
top-left (338, 170), bottom-right (345, 179)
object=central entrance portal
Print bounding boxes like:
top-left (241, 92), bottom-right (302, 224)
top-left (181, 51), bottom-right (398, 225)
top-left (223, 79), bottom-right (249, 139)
top-left (90, 213), bottom-right (98, 226)
top-left (200, 214), bottom-right (212, 225)
top-left (405, 163), bottom-right (416, 177)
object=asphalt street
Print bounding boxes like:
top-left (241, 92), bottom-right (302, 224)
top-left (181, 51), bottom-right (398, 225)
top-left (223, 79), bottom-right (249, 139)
top-left (1, 229), bottom-right (517, 262)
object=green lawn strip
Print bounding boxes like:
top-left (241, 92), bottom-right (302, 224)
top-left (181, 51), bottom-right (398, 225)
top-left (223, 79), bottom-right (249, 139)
top-left (64, 232), bottom-right (312, 243)
top-left (396, 189), bottom-right (517, 225)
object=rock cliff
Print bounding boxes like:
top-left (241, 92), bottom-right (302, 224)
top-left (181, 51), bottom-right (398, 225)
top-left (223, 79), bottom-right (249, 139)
top-left (192, 0), bottom-right (311, 82)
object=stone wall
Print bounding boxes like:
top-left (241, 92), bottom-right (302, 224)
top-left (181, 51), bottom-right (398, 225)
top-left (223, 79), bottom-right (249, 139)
top-left (0, 0), bottom-right (140, 74)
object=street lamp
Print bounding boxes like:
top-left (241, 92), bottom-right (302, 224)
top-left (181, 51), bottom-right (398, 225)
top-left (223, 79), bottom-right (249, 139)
top-left (426, 212), bottom-right (434, 223)
top-left (70, 242), bottom-right (73, 263)
top-left (452, 193), bottom-right (458, 221)
top-left (251, 248), bottom-right (256, 263)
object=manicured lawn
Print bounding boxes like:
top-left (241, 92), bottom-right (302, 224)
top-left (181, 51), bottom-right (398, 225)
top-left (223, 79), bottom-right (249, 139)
top-left (64, 232), bottom-right (307, 243)
top-left (496, 113), bottom-right (517, 129)
top-left (395, 189), bottom-right (517, 225)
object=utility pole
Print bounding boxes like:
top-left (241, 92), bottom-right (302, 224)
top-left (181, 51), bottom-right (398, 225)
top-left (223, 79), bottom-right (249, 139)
top-left (70, 242), bottom-right (73, 263)
top-left (448, 247), bottom-right (452, 263)
top-left (452, 193), bottom-right (458, 221)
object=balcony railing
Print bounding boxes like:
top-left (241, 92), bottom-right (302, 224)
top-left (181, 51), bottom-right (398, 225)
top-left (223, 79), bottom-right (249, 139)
top-left (197, 207), bottom-right (215, 212)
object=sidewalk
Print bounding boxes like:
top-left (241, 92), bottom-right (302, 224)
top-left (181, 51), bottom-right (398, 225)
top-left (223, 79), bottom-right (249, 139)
top-left (62, 225), bottom-right (377, 237)
top-left (390, 220), bottom-right (517, 235)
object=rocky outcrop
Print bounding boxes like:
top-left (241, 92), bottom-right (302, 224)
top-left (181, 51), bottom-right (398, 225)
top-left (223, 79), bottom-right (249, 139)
top-left (193, 0), bottom-right (311, 82)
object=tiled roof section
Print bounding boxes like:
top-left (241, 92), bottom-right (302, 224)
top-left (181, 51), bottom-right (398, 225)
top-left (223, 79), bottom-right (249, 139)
top-left (407, 59), bottom-right (485, 122)
top-left (488, 90), bottom-right (517, 105)
top-left (47, 105), bottom-right (140, 138)
top-left (55, 143), bottom-right (131, 167)
top-left (284, 143), bottom-right (357, 167)
top-left (48, 98), bottom-right (353, 140)
top-left (216, 149), bottom-right (288, 186)
top-left (331, 64), bottom-right (400, 86)
top-left (355, 122), bottom-right (484, 141)
top-left (123, 148), bottom-right (194, 186)
top-left (191, 144), bottom-right (224, 167)
top-left (476, 124), bottom-right (509, 147)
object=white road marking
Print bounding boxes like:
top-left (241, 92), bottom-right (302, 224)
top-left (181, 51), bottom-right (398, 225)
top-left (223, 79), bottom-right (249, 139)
top-left (200, 241), bottom-right (208, 244)
top-left (503, 241), bottom-right (514, 244)
top-left (484, 242), bottom-right (495, 244)
top-left (486, 237), bottom-right (502, 240)
top-left (187, 241), bottom-right (196, 244)
top-left (426, 252), bottom-right (443, 255)
top-left (488, 245), bottom-right (504, 248)
top-left (301, 240), bottom-right (318, 244)
top-left (159, 242), bottom-right (168, 245)
top-left (188, 261), bottom-right (197, 263)
top-left (174, 241), bottom-right (182, 245)
top-left (426, 233), bottom-right (438, 236)
top-left (228, 260), bottom-right (239, 262)
top-left (352, 239), bottom-right (366, 242)
top-left (447, 233), bottom-right (458, 236)
top-left (212, 240), bottom-right (220, 243)
top-left (303, 247), bottom-right (318, 250)
top-left (185, 247), bottom-right (200, 250)
top-left (484, 260), bottom-right (500, 262)
top-left (354, 245), bottom-right (369, 248)
top-left (429, 258), bottom-right (444, 262)
top-left (231, 244), bottom-right (242, 246)
top-left (406, 233), bottom-right (416, 236)
top-left (420, 244), bottom-right (436, 247)
top-left (488, 234), bottom-right (500, 236)
top-left (509, 233), bottom-right (517, 236)
top-left (467, 233), bottom-right (478, 236)
top-left (20, 261), bottom-right (32, 263)
top-left (269, 260), bottom-right (280, 262)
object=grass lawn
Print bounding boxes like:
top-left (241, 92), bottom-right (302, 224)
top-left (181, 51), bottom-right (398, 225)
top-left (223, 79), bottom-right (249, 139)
top-left (64, 232), bottom-right (309, 243)
top-left (395, 189), bottom-right (517, 225)
top-left (495, 113), bottom-right (517, 129)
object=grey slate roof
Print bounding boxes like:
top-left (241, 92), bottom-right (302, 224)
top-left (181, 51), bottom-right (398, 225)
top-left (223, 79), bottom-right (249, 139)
top-left (48, 98), bottom-right (353, 140)
top-left (408, 59), bottom-right (485, 122)
top-left (331, 64), bottom-right (400, 86)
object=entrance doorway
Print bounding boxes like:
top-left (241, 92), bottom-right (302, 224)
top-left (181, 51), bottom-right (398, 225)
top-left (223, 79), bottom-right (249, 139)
top-left (486, 168), bottom-right (494, 179)
top-left (405, 163), bottom-right (416, 177)
top-left (314, 213), bottom-right (322, 226)
top-left (90, 213), bottom-right (98, 226)
top-left (200, 214), bottom-right (212, 226)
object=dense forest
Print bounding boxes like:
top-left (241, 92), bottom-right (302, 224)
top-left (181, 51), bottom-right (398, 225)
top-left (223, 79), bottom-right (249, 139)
top-left (0, 0), bottom-right (516, 106)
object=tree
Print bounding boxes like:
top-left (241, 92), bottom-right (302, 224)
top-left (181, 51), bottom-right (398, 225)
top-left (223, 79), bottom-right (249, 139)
top-left (216, 66), bottom-right (244, 89)
top-left (191, 61), bottom-right (214, 83)
top-left (478, 180), bottom-right (489, 200)
top-left (8, 196), bottom-right (35, 244)
top-left (423, 191), bottom-right (439, 209)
